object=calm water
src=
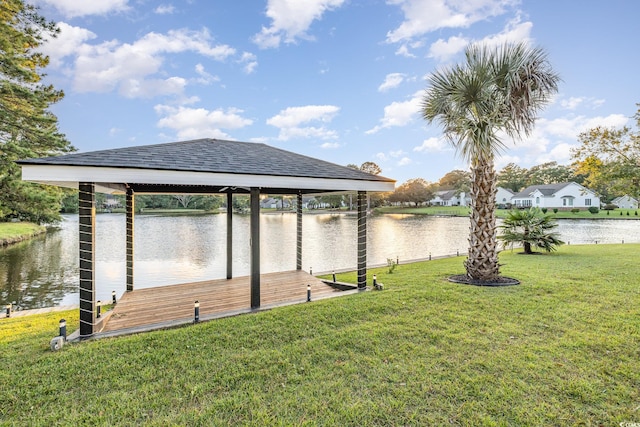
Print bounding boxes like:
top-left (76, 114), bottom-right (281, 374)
top-left (2, 213), bottom-right (639, 309)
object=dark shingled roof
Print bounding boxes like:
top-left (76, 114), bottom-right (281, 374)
top-left (513, 182), bottom-right (571, 198)
top-left (18, 138), bottom-right (394, 183)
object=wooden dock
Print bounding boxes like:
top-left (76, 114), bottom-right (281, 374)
top-left (98, 270), bottom-right (353, 338)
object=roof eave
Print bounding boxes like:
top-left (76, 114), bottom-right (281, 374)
top-left (21, 164), bottom-right (395, 194)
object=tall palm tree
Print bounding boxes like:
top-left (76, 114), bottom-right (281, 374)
top-left (422, 42), bottom-right (560, 282)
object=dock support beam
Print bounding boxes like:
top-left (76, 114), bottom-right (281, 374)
top-left (227, 192), bottom-right (233, 280)
top-left (296, 192), bottom-right (302, 271)
top-left (126, 187), bottom-right (134, 292)
top-left (79, 182), bottom-right (96, 337)
top-left (357, 191), bottom-right (367, 290)
top-left (250, 187), bottom-right (260, 308)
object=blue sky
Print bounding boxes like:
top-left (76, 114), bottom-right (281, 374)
top-left (32, 0), bottom-right (639, 185)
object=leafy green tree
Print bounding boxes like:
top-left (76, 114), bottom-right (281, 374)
top-left (497, 163), bottom-right (528, 192)
top-left (1, 0), bottom-right (74, 222)
top-left (438, 169), bottom-right (471, 194)
top-left (422, 42), bottom-right (559, 281)
top-left (572, 104), bottom-right (640, 200)
top-left (499, 208), bottom-right (564, 254)
top-left (525, 161), bottom-right (577, 186)
top-left (389, 178), bottom-right (434, 206)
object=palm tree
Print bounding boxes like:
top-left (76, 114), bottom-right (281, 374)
top-left (499, 208), bottom-right (564, 254)
top-left (422, 42), bottom-right (560, 282)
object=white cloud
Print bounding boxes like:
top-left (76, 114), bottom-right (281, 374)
top-left (378, 73), bottom-right (405, 92)
top-left (321, 142), bottom-right (340, 149)
top-left (154, 105), bottom-right (253, 140)
top-left (35, 0), bottom-right (130, 18)
top-left (413, 136), bottom-right (449, 152)
top-left (495, 154), bottom-right (521, 171)
top-left (239, 52), bottom-right (258, 74)
top-left (40, 22), bottom-right (97, 69)
top-left (155, 5), bottom-right (176, 14)
top-left (120, 77), bottom-right (188, 99)
top-left (428, 35), bottom-right (469, 62)
top-left (386, 0), bottom-right (515, 44)
top-left (560, 96), bottom-right (606, 110)
top-left (397, 157), bottom-right (412, 166)
top-left (193, 64), bottom-right (220, 85)
top-left (59, 28), bottom-right (235, 99)
top-left (475, 18), bottom-right (533, 48)
top-left (253, 0), bottom-right (346, 49)
top-left (366, 90), bottom-right (422, 134)
top-left (267, 105), bottom-right (340, 141)
top-left (376, 152), bottom-right (389, 162)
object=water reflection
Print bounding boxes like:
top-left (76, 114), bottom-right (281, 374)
top-left (1, 213), bottom-right (638, 309)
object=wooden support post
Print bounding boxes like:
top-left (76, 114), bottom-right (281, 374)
top-left (357, 191), bottom-right (367, 290)
top-left (296, 192), bottom-right (302, 271)
top-left (126, 187), bottom-right (134, 292)
top-left (250, 187), bottom-right (260, 308)
top-left (227, 192), bottom-right (233, 280)
top-left (79, 182), bottom-right (96, 337)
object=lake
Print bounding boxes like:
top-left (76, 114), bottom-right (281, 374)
top-left (2, 212), bottom-right (639, 309)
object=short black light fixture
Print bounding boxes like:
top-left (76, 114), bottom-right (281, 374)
top-left (96, 300), bottom-right (101, 318)
top-left (194, 300), bottom-right (200, 323)
top-left (306, 285), bottom-right (311, 302)
top-left (5, 304), bottom-right (10, 318)
top-left (59, 319), bottom-right (67, 341)
top-left (429, 252), bottom-right (432, 261)
top-left (309, 266), bottom-right (313, 275)
top-left (112, 290), bottom-right (117, 305)
top-left (373, 274), bottom-right (384, 291)
top-left (332, 270), bottom-right (336, 283)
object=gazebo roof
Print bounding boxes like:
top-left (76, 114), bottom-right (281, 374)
top-left (19, 138), bottom-right (395, 195)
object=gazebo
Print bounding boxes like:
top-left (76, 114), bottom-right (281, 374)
top-left (18, 139), bottom-right (395, 338)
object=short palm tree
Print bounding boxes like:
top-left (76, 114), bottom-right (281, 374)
top-left (422, 42), bottom-right (560, 282)
top-left (499, 208), bottom-right (564, 254)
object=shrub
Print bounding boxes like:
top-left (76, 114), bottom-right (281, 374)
top-left (387, 258), bottom-right (397, 274)
top-left (588, 206), bottom-right (599, 214)
top-left (621, 211), bottom-right (623, 215)
top-left (571, 208), bottom-right (580, 213)
top-left (636, 211), bottom-right (638, 216)
top-left (603, 203), bottom-right (618, 210)
top-left (541, 208), bottom-right (547, 214)
top-left (627, 211), bottom-right (630, 216)
top-left (553, 208), bottom-right (558, 214)
top-left (607, 210), bottom-right (610, 215)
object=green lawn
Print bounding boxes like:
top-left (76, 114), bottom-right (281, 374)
top-left (0, 222), bottom-right (45, 245)
top-left (1, 245), bottom-right (639, 425)
top-left (377, 205), bottom-right (640, 219)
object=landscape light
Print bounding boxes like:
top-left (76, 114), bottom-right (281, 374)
top-left (96, 301), bottom-right (101, 318)
top-left (332, 270), bottom-right (336, 283)
top-left (194, 300), bottom-right (200, 323)
top-left (5, 304), bottom-right (10, 318)
top-left (307, 285), bottom-right (311, 302)
top-left (112, 290), bottom-right (116, 305)
top-left (59, 319), bottom-right (67, 341)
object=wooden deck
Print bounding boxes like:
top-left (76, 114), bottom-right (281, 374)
top-left (98, 271), bottom-right (353, 337)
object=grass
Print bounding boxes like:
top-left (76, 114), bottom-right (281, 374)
top-left (1, 245), bottom-right (639, 426)
top-left (376, 205), bottom-right (640, 219)
top-left (0, 222), bottom-right (45, 246)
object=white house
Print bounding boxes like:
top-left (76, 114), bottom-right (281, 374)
top-left (430, 190), bottom-right (469, 206)
top-left (610, 195), bottom-right (638, 209)
top-left (496, 187), bottom-right (515, 207)
top-left (511, 182), bottom-right (600, 209)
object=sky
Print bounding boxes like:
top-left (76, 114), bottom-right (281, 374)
top-left (31, 0), bottom-right (640, 185)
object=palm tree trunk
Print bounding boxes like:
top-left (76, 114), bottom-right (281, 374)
top-left (465, 158), bottom-right (500, 281)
